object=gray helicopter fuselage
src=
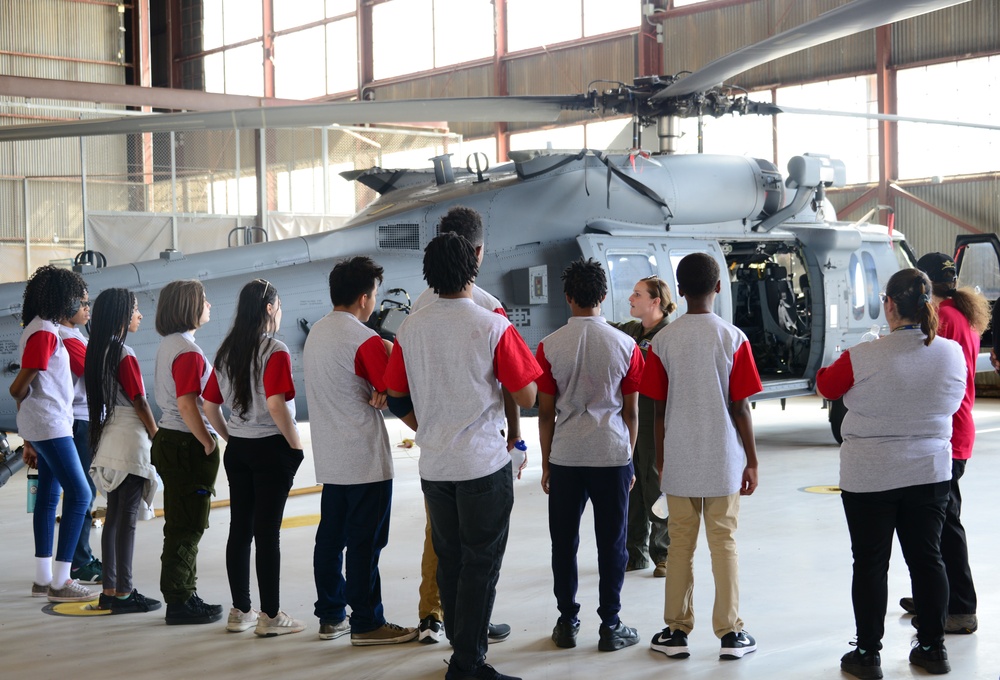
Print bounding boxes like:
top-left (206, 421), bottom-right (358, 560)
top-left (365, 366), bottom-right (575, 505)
top-left (0, 151), bottom-right (902, 433)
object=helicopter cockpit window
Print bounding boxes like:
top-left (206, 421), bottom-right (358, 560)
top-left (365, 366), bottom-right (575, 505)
top-left (957, 243), bottom-right (1000, 300)
top-left (862, 252), bottom-right (880, 319)
top-left (606, 252), bottom-right (656, 324)
top-left (849, 253), bottom-right (865, 321)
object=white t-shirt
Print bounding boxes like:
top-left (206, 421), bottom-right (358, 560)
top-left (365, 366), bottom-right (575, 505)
top-left (411, 284), bottom-right (507, 317)
top-left (17, 317), bottom-right (74, 441)
top-left (639, 313), bottom-right (762, 497)
top-left (384, 297), bottom-right (541, 482)
top-left (304, 311), bottom-right (393, 485)
top-left (535, 316), bottom-right (644, 467)
top-left (154, 331), bottom-right (213, 434)
top-left (58, 325), bottom-right (89, 421)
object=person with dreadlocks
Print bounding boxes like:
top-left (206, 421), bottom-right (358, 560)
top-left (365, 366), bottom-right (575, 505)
top-left (817, 267), bottom-right (966, 678)
top-left (385, 232), bottom-right (541, 680)
top-left (898, 253), bottom-right (992, 637)
top-left (85, 287), bottom-right (160, 614)
top-left (536, 258), bottom-right (643, 652)
top-left (202, 279), bottom-right (305, 637)
top-left (11, 265), bottom-right (96, 603)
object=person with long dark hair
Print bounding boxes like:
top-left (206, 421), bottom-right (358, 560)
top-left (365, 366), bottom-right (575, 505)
top-left (10, 265), bottom-right (96, 603)
top-left (152, 279), bottom-right (222, 625)
top-left (85, 288), bottom-right (161, 614)
top-left (203, 279), bottom-right (305, 637)
top-left (900, 253), bottom-right (992, 635)
top-left (817, 268), bottom-right (966, 678)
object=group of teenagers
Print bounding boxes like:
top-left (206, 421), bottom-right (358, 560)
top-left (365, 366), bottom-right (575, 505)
top-left (10, 203), bottom-right (986, 680)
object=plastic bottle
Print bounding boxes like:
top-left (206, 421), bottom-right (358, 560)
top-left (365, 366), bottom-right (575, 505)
top-left (511, 440), bottom-right (527, 480)
top-left (651, 492), bottom-right (668, 519)
top-left (27, 471), bottom-right (38, 514)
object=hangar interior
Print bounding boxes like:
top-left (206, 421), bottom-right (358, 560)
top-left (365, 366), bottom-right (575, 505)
top-left (2, 1), bottom-right (1000, 679)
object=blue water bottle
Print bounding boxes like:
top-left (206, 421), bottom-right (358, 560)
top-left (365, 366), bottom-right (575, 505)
top-left (27, 471), bottom-right (38, 513)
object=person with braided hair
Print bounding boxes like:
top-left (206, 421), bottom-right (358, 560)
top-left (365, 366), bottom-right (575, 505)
top-left (85, 287), bottom-right (160, 614)
top-left (817, 268), bottom-right (966, 678)
top-left (899, 253), bottom-right (992, 636)
top-left (10, 265), bottom-right (96, 603)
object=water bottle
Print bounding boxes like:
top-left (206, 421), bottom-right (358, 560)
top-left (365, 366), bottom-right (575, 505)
top-left (511, 440), bottom-right (527, 480)
top-left (27, 471), bottom-right (38, 513)
top-left (859, 324), bottom-right (880, 343)
top-left (651, 492), bottom-right (668, 519)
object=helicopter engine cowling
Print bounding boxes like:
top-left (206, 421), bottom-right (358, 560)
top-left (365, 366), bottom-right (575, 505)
top-left (637, 154), bottom-right (784, 225)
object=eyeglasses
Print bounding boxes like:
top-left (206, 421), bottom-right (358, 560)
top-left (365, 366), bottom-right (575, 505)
top-left (79, 299), bottom-right (90, 308)
top-left (879, 292), bottom-right (889, 304)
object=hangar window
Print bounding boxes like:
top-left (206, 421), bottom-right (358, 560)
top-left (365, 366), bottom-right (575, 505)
top-left (202, 0), bottom-right (262, 51)
top-left (204, 43), bottom-right (265, 97)
top-left (897, 56), bottom-right (1000, 180)
top-left (507, 0), bottom-right (637, 52)
top-left (372, 0), bottom-right (493, 80)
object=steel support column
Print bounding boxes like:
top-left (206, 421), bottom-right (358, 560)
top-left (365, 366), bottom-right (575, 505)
top-left (358, 0), bottom-right (374, 99)
top-left (494, 0), bottom-right (509, 162)
top-left (875, 25), bottom-right (897, 211)
top-left (262, 0), bottom-right (275, 98)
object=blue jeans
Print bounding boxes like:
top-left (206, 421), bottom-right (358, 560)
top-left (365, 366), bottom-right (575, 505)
top-left (422, 463), bottom-right (513, 674)
top-left (548, 462), bottom-right (632, 628)
top-left (313, 480), bottom-right (392, 633)
top-left (32, 436), bottom-right (91, 563)
top-left (71, 419), bottom-right (96, 569)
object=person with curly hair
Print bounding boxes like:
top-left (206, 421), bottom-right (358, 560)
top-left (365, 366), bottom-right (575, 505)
top-left (85, 288), bottom-right (160, 614)
top-left (11, 265), bottom-right (96, 603)
top-left (536, 258), bottom-right (644, 652)
top-left (385, 232), bottom-right (541, 680)
top-left (203, 279), bottom-right (306, 637)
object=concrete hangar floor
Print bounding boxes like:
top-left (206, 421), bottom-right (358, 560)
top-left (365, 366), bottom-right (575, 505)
top-left (2, 396), bottom-right (999, 679)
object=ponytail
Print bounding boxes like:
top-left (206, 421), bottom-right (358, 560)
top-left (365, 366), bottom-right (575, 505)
top-left (886, 268), bottom-right (938, 345)
top-left (938, 285), bottom-right (991, 334)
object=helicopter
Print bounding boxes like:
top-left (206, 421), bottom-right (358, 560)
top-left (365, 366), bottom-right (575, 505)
top-left (0, 0), bottom-right (995, 453)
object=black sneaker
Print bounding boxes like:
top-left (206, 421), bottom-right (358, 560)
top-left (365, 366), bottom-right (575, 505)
top-left (188, 592), bottom-right (223, 616)
top-left (418, 616), bottom-right (444, 644)
top-left (487, 622), bottom-right (511, 644)
top-left (900, 597), bottom-right (916, 615)
top-left (165, 594), bottom-right (224, 625)
top-left (444, 663), bottom-right (522, 680)
top-left (841, 648), bottom-right (883, 679)
top-left (71, 558), bottom-right (103, 584)
top-left (909, 641), bottom-right (950, 674)
top-left (111, 589), bottom-right (162, 614)
top-left (650, 627), bottom-right (689, 658)
top-left (551, 618), bottom-right (580, 648)
top-left (598, 620), bottom-right (639, 652)
top-left (720, 630), bottom-right (757, 659)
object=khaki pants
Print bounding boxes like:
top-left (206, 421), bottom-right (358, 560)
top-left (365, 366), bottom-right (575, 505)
top-left (663, 493), bottom-right (743, 638)
top-left (418, 500), bottom-right (444, 621)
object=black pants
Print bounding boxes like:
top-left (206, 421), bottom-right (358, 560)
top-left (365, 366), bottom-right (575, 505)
top-left (224, 434), bottom-right (302, 618)
top-left (842, 481), bottom-right (949, 650)
top-left (549, 462), bottom-right (632, 628)
top-left (941, 459), bottom-right (977, 615)
top-left (102, 474), bottom-right (145, 593)
top-left (422, 463), bottom-right (513, 674)
top-left (151, 428), bottom-right (220, 605)
top-left (71, 419), bottom-right (97, 569)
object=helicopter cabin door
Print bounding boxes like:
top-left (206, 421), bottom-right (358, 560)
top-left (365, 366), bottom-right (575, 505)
top-left (574, 235), bottom-right (730, 325)
top-left (954, 233), bottom-right (1000, 373)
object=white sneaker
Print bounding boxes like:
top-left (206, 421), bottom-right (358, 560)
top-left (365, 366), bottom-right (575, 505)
top-left (255, 611), bottom-right (306, 637)
top-left (47, 579), bottom-right (96, 603)
top-left (226, 607), bottom-right (258, 632)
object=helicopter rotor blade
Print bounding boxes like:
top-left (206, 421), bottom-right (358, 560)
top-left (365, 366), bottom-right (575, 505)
top-left (776, 105), bottom-right (1000, 131)
top-left (0, 95), bottom-right (590, 142)
top-left (653, 0), bottom-right (972, 101)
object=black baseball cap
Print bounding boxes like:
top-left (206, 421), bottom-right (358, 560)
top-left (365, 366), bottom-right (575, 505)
top-left (916, 252), bottom-right (957, 284)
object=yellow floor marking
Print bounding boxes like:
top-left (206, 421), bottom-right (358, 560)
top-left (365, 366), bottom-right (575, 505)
top-left (800, 485), bottom-right (842, 494)
top-left (43, 600), bottom-right (107, 617)
top-left (281, 513), bottom-right (321, 529)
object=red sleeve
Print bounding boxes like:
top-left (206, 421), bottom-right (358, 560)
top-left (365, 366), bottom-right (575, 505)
top-left (172, 351), bottom-right (206, 398)
top-left (816, 351), bottom-right (855, 400)
top-left (383, 340), bottom-right (409, 393)
top-left (493, 326), bottom-right (542, 392)
top-left (621, 343), bottom-right (645, 395)
top-left (263, 351), bottom-right (295, 400)
top-left (202, 370), bottom-right (224, 404)
top-left (493, 306), bottom-right (509, 319)
top-left (355, 335), bottom-right (390, 393)
top-left (63, 337), bottom-right (87, 377)
top-left (638, 350), bottom-right (668, 401)
top-left (534, 342), bottom-right (557, 395)
top-left (729, 341), bottom-right (763, 401)
top-left (21, 331), bottom-right (58, 371)
top-left (117, 354), bottom-right (145, 401)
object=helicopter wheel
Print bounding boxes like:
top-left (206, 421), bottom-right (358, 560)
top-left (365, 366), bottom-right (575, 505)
top-left (829, 397), bottom-right (847, 444)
